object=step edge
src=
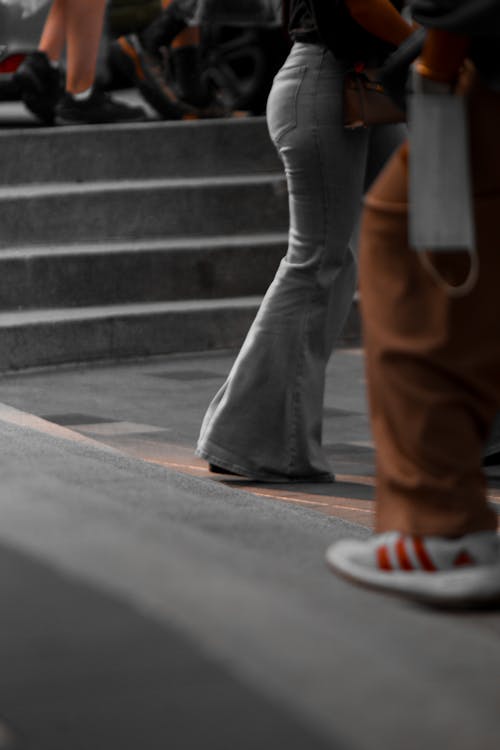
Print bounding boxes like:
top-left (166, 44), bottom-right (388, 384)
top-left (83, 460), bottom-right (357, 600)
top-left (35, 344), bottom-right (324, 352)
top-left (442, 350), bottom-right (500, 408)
top-left (0, 296), bottom-right (264, 325)
top-left (0, 172), bottom-right (286, 199)
top-left (0, 115), bottom-right (268, 141)
top-left (0, 232), bottom-right (289, 258)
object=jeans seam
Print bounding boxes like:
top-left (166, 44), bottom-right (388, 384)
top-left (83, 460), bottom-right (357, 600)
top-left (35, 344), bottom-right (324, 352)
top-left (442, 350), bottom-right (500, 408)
top-left (316, 49), bottom-right (336, 281)
top-left (272, 64), bottom-right (308, 146)
top-left (287, 49), bottom-right (327, 475)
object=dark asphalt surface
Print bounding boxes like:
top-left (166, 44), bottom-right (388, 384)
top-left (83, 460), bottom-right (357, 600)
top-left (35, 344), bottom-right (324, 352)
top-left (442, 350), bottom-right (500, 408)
top-left (0, 348), bottom-right (499, 750)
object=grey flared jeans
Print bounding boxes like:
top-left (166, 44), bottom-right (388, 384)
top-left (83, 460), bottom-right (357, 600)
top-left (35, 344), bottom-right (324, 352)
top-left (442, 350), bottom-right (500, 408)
top-left (197, 42), bottom-right (405, 481)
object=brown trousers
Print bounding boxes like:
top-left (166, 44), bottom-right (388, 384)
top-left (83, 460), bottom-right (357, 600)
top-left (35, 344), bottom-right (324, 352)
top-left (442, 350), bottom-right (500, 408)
top-left (360, 72), bottom-right (500, 536)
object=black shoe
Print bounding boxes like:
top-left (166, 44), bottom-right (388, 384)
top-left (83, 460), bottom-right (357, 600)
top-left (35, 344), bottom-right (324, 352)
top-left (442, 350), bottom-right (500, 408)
top-left (209, 463), bottom-right (239, 476)
top-left (14, 51), bottom-right (61, 124)
top-left (55, 89), bottom-right (146, 125)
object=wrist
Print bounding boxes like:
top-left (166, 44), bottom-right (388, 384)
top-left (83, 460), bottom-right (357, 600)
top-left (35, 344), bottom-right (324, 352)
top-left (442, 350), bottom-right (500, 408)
top-left (411, 64), bottom-right (455, 94)
top-left (414, 60), bottom-right (459, 85)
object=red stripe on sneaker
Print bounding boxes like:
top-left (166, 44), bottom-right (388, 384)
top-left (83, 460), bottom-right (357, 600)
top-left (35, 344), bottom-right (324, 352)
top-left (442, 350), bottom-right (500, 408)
top-left (396, 537), bottom-right (414, 570)
top-left (453, 550), bottom-right (475, 567)
top-left (413, 537), bottom-right (437, 571)
top-left (377, 545), bottom-right (392, 570)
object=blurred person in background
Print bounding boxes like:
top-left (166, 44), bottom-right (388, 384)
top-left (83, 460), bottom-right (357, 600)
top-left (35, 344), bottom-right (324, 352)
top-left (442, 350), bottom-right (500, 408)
top-left (15, 0), bottom-right (146, 124)
top-left (114, 0), bottom-right (282, 119)
top-left (116, 0), bottom-right (219, 118)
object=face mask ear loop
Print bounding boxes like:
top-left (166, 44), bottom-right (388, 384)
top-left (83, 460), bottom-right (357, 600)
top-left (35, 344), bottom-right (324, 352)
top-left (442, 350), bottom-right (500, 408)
top-left (418, 249), bottom-right (479, 298)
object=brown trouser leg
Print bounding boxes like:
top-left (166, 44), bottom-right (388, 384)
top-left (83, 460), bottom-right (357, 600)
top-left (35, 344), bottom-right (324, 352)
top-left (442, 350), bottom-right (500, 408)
top-left (360, 74), bottom-right (500, 536)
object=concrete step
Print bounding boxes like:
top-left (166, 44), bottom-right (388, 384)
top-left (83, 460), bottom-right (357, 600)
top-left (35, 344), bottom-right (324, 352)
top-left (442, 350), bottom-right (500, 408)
top-left (0, 294), bottom-right (360, 372)
top-left (0, 297), bottom-right (263, 371)
top-left (0, 117), bottom-right (281, 185)
top-left (0, 114), bottom-right (314, 370)
top-left (0, 174), bottom-right (288, 247)
top-left (0, 233), bottom-right (287, 309)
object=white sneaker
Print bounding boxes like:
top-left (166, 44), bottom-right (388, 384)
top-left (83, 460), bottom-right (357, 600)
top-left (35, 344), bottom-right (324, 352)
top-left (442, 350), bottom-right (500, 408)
top-left (326, 531), bottom-right (500, 606)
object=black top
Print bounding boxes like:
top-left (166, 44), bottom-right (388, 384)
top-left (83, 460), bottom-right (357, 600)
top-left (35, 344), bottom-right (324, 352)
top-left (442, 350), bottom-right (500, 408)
top-left (288, 0), bottom-right (404, 64)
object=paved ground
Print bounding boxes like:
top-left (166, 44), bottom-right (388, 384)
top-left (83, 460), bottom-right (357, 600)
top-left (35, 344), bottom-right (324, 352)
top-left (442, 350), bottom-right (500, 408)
top-left (0, 348), bottom-right (377, 527)
top-left (0, 346), bottom-right (500, 750)
top-left (2, 347), bottom-right (499, 528)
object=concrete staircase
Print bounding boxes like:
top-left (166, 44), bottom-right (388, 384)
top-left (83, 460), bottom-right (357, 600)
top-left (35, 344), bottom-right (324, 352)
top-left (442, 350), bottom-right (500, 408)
top-left (0, 117), bottom-right (290, 370)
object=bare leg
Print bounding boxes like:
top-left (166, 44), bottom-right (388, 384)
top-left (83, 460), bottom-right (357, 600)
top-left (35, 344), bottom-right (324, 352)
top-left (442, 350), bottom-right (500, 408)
top-left (38, 0), bottom-right (107, 92)
top-left (64, 0), bottom-right (107, 93)
top-left (39, 0), bottom-right (66, 62)
top-left (16, 0), bottom-right (144, 123)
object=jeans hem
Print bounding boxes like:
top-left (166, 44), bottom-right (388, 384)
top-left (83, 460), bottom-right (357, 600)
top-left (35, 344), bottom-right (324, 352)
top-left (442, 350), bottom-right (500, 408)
top-left (196, 441), bottom-right (335, 484)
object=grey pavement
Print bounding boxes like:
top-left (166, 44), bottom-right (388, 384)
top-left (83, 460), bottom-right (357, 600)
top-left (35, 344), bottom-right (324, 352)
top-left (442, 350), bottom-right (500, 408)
top-left (0, 347), bottom-right (500, 750)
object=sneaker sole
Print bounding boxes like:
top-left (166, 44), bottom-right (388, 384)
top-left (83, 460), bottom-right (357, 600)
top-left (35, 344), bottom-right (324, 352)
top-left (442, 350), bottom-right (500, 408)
top-left (325, 540), bottom-right (500, 608)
